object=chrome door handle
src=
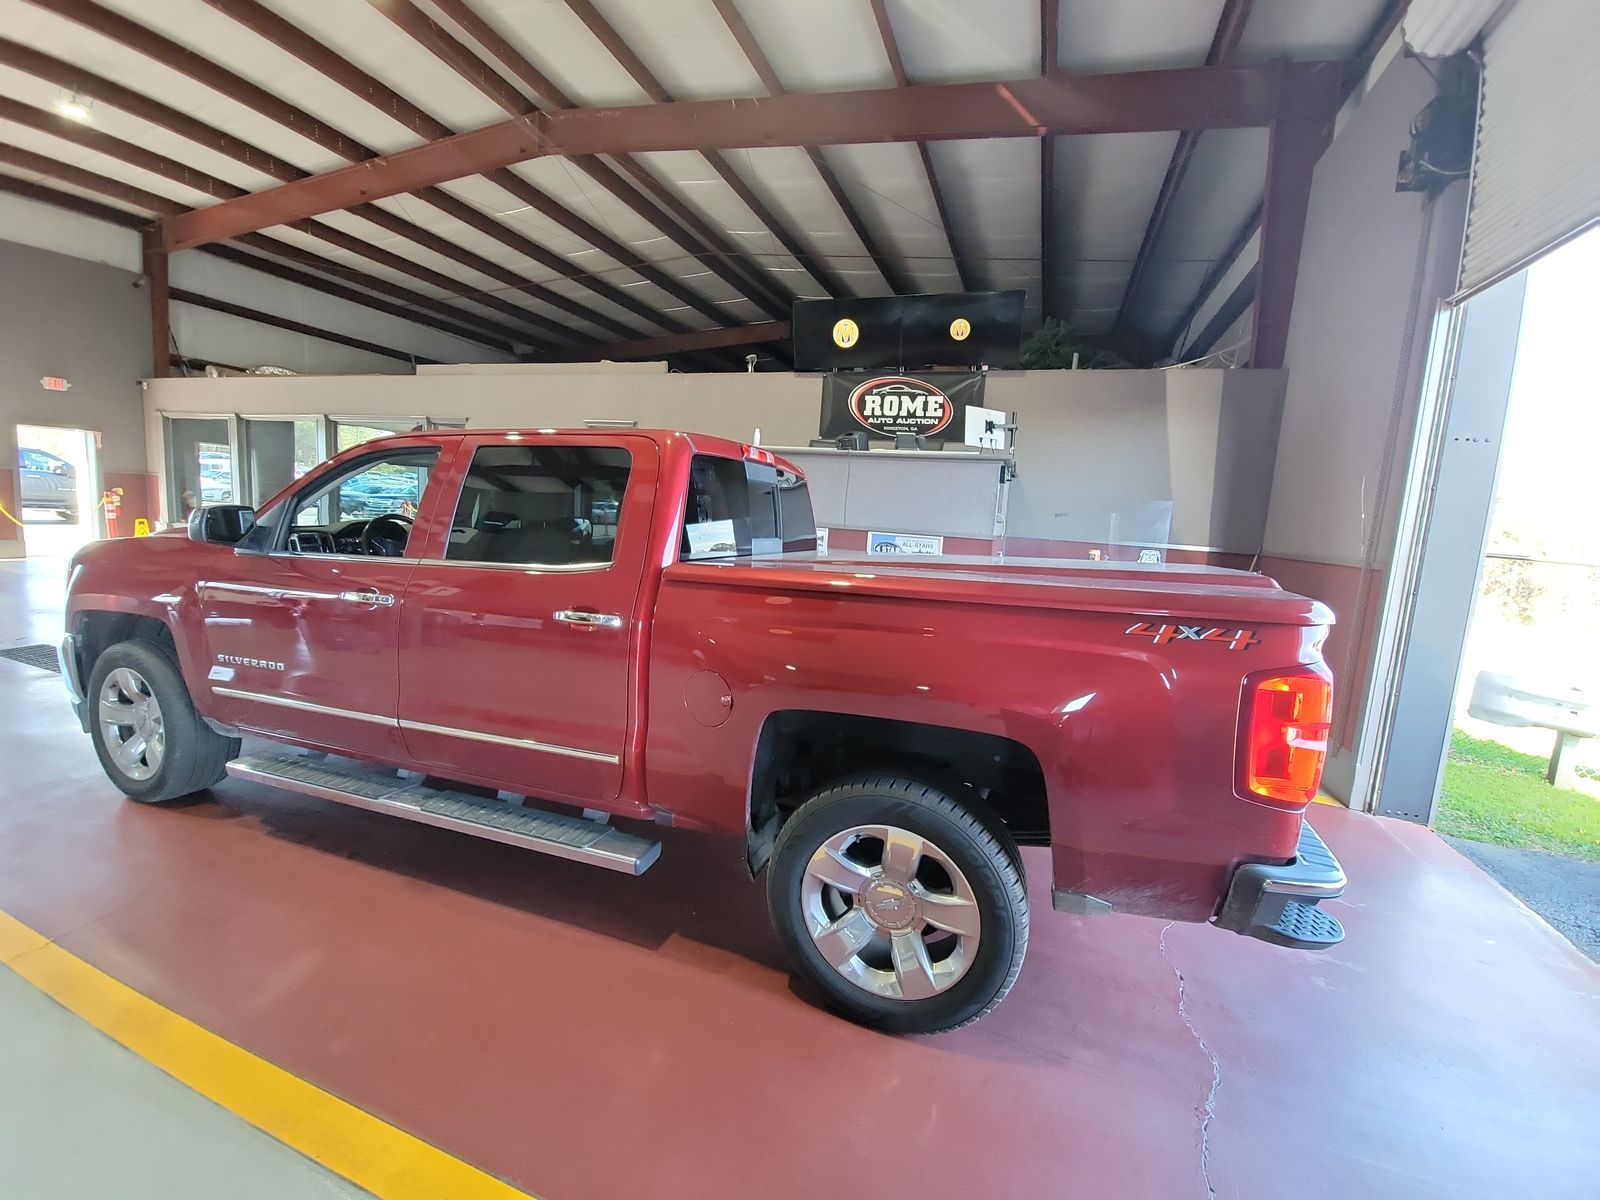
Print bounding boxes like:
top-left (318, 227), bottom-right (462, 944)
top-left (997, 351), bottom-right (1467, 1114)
top-left (340, 590), bottom-right (396, 606)
top-left (554, 609), bottom-right (623, 629)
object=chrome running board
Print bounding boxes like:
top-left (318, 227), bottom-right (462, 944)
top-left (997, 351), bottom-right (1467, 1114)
top-left (227, 752), bottom-right (660, 875)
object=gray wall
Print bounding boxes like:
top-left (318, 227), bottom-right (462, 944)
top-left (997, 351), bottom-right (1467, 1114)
top-left (0, 240), bottom-right (152, 556)
top-left (1264, 55), bottom-right (1463, 568)
top-left (1256, 53), bottom-right (1471, 797)
top-left (144, 364), bottom-right (1287, 555)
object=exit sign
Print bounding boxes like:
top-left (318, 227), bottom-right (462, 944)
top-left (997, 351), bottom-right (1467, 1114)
top-left (40, 376), bottom-right (71, 392)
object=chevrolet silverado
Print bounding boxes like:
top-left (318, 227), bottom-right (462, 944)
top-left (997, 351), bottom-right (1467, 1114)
top-left (61, 428), bottom-right (1345, 1032)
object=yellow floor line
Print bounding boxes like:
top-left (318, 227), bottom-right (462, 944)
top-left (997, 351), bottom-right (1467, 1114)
top-left (0, 909), bottom-right (535, 1200)
top-left (1312, 793), bottom-right (1344, 807)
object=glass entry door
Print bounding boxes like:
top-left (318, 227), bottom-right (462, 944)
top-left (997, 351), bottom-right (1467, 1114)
top-left (166, 416), bottom-right (236, 521)
top-left (244, 417), bottom-right (321, 508)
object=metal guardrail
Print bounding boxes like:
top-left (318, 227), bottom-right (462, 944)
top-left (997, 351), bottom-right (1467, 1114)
top-left (1484, 551), bottom-right (1600, 570)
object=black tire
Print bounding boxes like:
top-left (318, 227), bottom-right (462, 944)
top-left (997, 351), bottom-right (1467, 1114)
top-left (86, 639), bottom-right (239, 804)
top-left (767, 774), bottom-right (1029, 1034)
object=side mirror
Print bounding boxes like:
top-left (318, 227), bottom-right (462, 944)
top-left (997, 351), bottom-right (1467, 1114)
top-left (188, 504), bottom-right (256, 545)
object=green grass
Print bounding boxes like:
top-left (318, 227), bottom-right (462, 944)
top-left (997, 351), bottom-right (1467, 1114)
top-left (1436, 730), bottom-right (1600, 862)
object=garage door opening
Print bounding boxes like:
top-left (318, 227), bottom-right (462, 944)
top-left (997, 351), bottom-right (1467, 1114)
top-left (14, 424), bottom-right (98, 558)
top-left (1437, 230), bottom-right (1600, 930)
top-left (1355, 226), bottom-right (1599, 957)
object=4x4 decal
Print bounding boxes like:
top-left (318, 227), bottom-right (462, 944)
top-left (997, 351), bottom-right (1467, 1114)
top-left (1124, 622), bottom-right (1260, 651)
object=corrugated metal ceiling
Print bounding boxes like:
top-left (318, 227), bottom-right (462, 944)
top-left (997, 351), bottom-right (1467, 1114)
top-left (0, 0), bottom-right (1392, 364)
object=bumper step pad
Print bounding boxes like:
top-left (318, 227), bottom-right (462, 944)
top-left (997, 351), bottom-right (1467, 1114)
top-left (1215, 819), bottom-right (1347, 951)
top-left (227, 752), bottom-right (660, 875)
top-left (1258, 899), bottom-right (1345, 949)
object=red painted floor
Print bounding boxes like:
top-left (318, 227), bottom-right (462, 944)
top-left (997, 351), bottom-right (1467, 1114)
top-left (4, 560), bottom-right (1599, 1199)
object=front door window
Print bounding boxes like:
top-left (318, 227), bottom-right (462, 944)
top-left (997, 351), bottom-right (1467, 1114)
top-left (241, 447), bottom-right (437, 558)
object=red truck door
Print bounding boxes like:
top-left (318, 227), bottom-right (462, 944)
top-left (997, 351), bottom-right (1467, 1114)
top-left (195, 439), bottom-right (444, 759)
top-left (394, 434), bottom-right (652, 804)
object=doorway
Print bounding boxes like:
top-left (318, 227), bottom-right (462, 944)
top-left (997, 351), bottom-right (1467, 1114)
top-left (15, 424), bottom-right (98, 558)
top-left (1434, 232), bottom-right (1600, 960)
top-left (1352, 228), bottom-right (1599, 958)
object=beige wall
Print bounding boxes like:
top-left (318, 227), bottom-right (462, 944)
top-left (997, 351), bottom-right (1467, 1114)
top-left (144, 364), bottom-right (1286, 555)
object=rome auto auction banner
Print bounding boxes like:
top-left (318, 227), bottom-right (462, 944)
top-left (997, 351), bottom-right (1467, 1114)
top-left (819, 371), bottom-right (984, 444)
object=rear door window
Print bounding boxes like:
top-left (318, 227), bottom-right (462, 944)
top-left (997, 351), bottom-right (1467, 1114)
top-left (445, 444), bottom-right (632, 567)
top-left (681, 454), bottom-right (816, 559)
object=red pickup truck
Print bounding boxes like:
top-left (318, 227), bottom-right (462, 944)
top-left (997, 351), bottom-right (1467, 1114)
top-left (61, 428), bottom-right (1345, 1032)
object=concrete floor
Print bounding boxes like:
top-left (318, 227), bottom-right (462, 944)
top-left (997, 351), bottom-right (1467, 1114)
top-left (4, 554), bottom-right (1600, 1199)
top-left (3, 553), bottom-right (370, 1197)
top-left (0, 967), bottom-right (367, 1199)
top-left (0, 549), bottom-right (73, 652)
top-left (17, 510), bottom-right (99, 560)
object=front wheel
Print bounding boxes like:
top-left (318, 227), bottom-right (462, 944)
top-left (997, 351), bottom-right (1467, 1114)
top-left (767, 775), bottom-right (1029, 1033)
top-left (87, 639), bottom-right (239, 804)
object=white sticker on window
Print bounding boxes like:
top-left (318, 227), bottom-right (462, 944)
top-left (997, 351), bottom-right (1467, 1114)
top-left (868, 531), bottom-right (944, 555)
top-left (686, 518), bottom-right (737, 559)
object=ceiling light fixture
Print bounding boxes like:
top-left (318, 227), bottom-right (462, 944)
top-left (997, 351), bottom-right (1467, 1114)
top-left (56, 91), bottom-right (92, 122)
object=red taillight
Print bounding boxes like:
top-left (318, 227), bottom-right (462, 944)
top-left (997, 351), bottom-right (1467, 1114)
top-left (1242, 669), bottom-right (1332, 809)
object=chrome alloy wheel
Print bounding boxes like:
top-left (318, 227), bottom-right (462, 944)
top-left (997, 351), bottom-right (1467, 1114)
top-left (98, 666), bottom-right (165, 781)
top-left (800, 824), bottom-right (982, 1001)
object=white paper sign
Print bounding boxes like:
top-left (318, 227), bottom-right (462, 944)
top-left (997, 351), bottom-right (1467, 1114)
top-left (868, 531), bottom-right (944, 556)
top-left (815, 527), bottom-right (830, 555)
top-left (685, 519), bottom-right (737, 559)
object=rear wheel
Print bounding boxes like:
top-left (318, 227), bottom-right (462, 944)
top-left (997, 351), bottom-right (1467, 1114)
top-left (767, 774), bottom-right (1029, 1033)
top-left (87, 640), bottom-right (239, 804)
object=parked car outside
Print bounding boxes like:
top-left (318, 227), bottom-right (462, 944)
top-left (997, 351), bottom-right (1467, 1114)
top-left (18, 447), bottom-right (77, 522)
top-left (197, 450), bottom-right (233, 503)
top-left (335, 468), bottom-right (425, 519)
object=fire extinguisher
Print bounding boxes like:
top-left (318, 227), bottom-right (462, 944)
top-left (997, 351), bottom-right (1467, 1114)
top-left (103, 487), bottom-right (123, 538)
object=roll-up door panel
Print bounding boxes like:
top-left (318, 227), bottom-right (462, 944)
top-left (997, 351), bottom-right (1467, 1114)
top-left (1458, 0), bottom-right (1600, 295)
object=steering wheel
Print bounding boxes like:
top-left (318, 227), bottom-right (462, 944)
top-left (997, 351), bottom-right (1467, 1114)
top-left (359, 513), bottom-right (413, 557)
